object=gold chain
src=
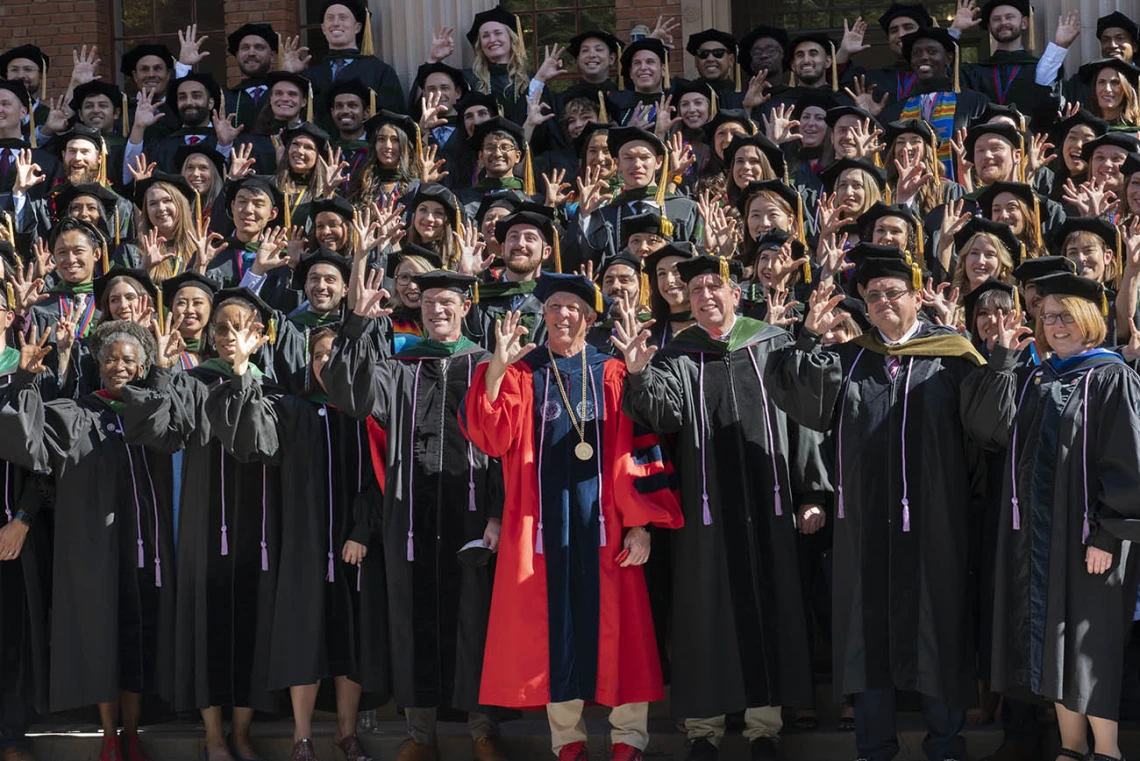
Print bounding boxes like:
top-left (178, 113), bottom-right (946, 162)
top-left (547, 347), bottom-right (588, 446)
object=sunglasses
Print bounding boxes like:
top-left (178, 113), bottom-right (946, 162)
top-left (696, 49), bottom-right (729, 60)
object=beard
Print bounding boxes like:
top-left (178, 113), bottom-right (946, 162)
top-left (504, 253), bottom-right (542, 275)
top-left (992, 26), bottom-right (1022, 43)
top-left (179, 105), bottom-right (209, 127)
top-left (796, 68), bottom-right (824, 86)
top-left (66, 165), bottom-right (99, 183)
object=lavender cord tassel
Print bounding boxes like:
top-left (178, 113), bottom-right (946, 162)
top-left (837, 492), bottom-right (845, 520)
top-left (1011, 497), bottom-right (1020, 531)
top-left (468, 479), bottom-right (477, 512)
top-left (902, 499), bottom-right (911, 532)
top-left (599, 511), bottom-right (606, 547)
top-left (154, 557), bottom-right (162, 588)
top-left (407, 530), bottom-right (415, 562)
top-left (701, 494), bottom-right (711, 525)
top-left (261, 541), bottom-right (268, 571)
top-left (138, 539), bottom-right (145, 569)
top-left (221, 525), bottom-right (229, 556)
top-left (535, 521), bottom-right (544, 554)
top-left (356, 564), bottom-right (362, 592)
top-left (327, 551), bottom-right (335, 582)
top-left (773, 486), bottom-right (783, 517)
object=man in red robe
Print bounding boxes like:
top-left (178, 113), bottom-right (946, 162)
top-left (461, 261), bottom-right (683, 761)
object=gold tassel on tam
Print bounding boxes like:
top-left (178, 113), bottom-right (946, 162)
top-left (121, 92), bottom-right (130, 138)
top-left (829, 42), bottom-right (838, 92)
top-left (639, 268), bottom-right (650, 306)
top-left (593, 283), bottom-right (603, 313)
top-left (654, 152), bottom-right (670, 208)
top-left (369, 89), bottom-right (376, 117)
top-left (663, 51), bottom-right (671, 90)
top-left (952, 42), bottom-right (960, 93)
top-left (1102, 292), bottom-right (1109, 317)
top-left (802, 256), bottom-right (812, 284)
top-left (5, 282), bottom-right (14, 311)
top-left (1030, 195), bottom-right (1043, 251)
top-left (412, 123), bottom-right (424, 162)
top-left (277, 34), bottom-right (285, 71)
top-left (156, 288), bottom-right (165, 333)
top-left (795, 193), bottom-right (806, 243)
top-left (4, 213), bottom-right (14, 246)
top-left (911, 261), bottom-right (922, 291)
top-left (306, 83), bottom-right (315, 123)
top-left (915, 219), bottom-right (925, 261)
top-left (523, 147), bottom-right (535, 195)
top-left (710, 91), bottom-right (718, 120)
top-left (597, 90), bottom-right (609, 123)
top-left (1115, 229), bottom-right (1124, 289)
top-left (719, 255), bottom-right (730, 282)
top-left (552, 233), bottom-right (563, 272)
top-left (101, 240), bottom-right (109, 275)
top-left (789, 71), bottom-right (796, 87)
top-left (39, 57), bottom-right (47, 104)
top-left (28, 106), bottom-right (36, 149)
top-left (98, 142), bottom-right (108, 185)
top-left (268, 318), bottom-right (277, 344)
top-left (884, 185), bottom-right (893, 204)
top-left (473, 281), bottom-right (480, 303)
top-left (114, 206), bottom-right (120, 247)
top-left (734, 63), bottom-right (742, 91)
top-left (1028, 5), bottom-right (1036, 52)
top-left (363, 10), bottom-right (376, 56)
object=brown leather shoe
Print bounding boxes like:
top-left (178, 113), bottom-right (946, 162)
top-left (392, 740), bottom-right (440, 761)
top-left (335, 736), bottom-right (373, 761)
top-left (473, 735), bottom-right (510, 761)
top-left (291, 739), bottom-right (320, 761)
top-left (2, 748), bottom-right (35, 761)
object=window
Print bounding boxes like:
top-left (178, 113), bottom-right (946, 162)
top-left (113, 0), bottom-right (227, 89)
top-left (503, 0), bottom-right (616, 90)
top-left (732, 0), bottom-right (987, 70)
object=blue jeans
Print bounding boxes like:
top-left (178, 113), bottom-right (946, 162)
top-left (853, 689), bottom-right (965, 761)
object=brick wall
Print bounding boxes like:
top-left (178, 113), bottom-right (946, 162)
top-left (0, 0), bottom-right (114, 98)
top-left (615, 0), bottom-right (685, 83)
top-left (222, 0), bottom-right (301, 85)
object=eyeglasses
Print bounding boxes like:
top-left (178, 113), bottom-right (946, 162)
top-left (863, 289), bottom-right (910, 304)
top-left (1040, 312), bottom-right (1076, 325)
top-left (696, 49), bottom-right (729, 60)
top-left (395, 274), bottom-right (417, 285)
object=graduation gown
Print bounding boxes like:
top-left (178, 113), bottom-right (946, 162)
top-left (225, 79), bottom-right (271, 133)
top-left (961, 51), bottom-right (1056, 128)
top-left (205, 372), bottom-right (389, 696)
top-left (0, 372), bottom-right (176, 712)
top-left (120, 364), bottom-right (281, 711)
top-left (305, 51), bottom-right (406, 135)
top-left (144, 130), bottom-right (220, 174)
top-left (764, 323), bottom-right (984, 706)
top-left (464, 279), bottom-right (547, 352)
top-left (326, 318), bottom-right (499, 710)
top-left (623, 318), bottom-right (828, 717)
top-left (961, 346), bottom-right (1140, 719)
top-left (0, 356), bottom-right (51, 716)
top-left (460, 346), bottom-right (683, 708)
top-left (578, 190), bottom-right (701, 263)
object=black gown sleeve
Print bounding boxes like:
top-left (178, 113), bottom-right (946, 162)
top-left (325, 312), bottom-right (395, 424)
top-left (763, 330), bottom-right (843, 432)
top-left (204, 370), bottom-right (288, 465)
top-left (622, 356), bottom-right (687, 435)
top-left (120, 367), bottom-right (209, 452)
top-left (958, 344), bottom-right (1021, 452)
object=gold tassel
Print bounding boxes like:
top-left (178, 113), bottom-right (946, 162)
top-left (455, 204), bottom-right (462, 233)
top-left (802, 257), bottom-right (812, 283)
top-left (663, 51), bottom-right (671, 90)
top-left (277, 33), bottom-right (285, 71)
top-left (98, 142), bottom-right (108, 185)
top-left (473, 280), bottom-right (480, 303)
top-left (593, 283), bottom-right (602, 313)
top-left (369, 89), bottom-right (376, 117)
top-left (915, 219), bottom-right (925, 260)
top-left (157, 288), bottom-right (165, 333)
top-left (514, 13), bottom-right (523, 46)
top-left (267, 318), bottom-right (277, 344)
top-left (930, 132), bottom-right (939, 169)
top-left (1028, 5), bottom-right (1035, 52)
top-left (114, 205), bottom-right (120, 247)
top-left (552, 233), bottom-right (562, 272)
top-left (734, 63), bottom-right (741, 91)
top-left (795, 193), bottom-right (806, 243)
top-left (654, 152), bottom-right (670, 208)
top-left (121, 92), bottom-right (130, 138)
top-left (362, 10), bottom-right (375, 57)
top-left (5, 282), bottom-right (14, 310)
top-left (306, 83), bottom-right (314, 123)
top-left (284, 191), bottom-right (294, 228)
top-left (1102, 292), bottom-right (1109, 317)
top-left (719, 255), bottom-right (730, 282)
top-left (829, 41), bottom-right (838, 92)
top-left (617, 43), bottom-right (624, 91)
top-left (523, 147), bottom-right (535, 195)
top-left (952, 42), bottom-right (960, 93)
top-left (28, 105), bottom-right (36, 149)
top-left (4, 213), bottom-right (13, 245)
top-left (1031, 194), bottom-right (1043, 251)
top-left (597, 90), bottom-right (608, 123)
top-left (884, 185), bottom-right (893, 204)
top-left (195, 190), bottom-right (203, 228)
top-left (413, 123), bottom-right (423, 162)
top-left (101, 240), bottom-right (109, 275)
top-left (639, 269), bottom-right (650, 306)
top-left (911, 262), bottom-right (922, 291)
top-left (709, 90), bottom-right (718, 120)
top-left (39, 57), bottom-right (47, 104)
top-left (1116, 229), bottom-right (1124, 289)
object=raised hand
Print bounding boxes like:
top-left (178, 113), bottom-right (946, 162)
top-left (765, 287), bottom-right (802, 329)
top-left (41, 95), bottom-right (70, 137)
top-left (419, 90), bottom-right (448, 133)
top-left (838, 18), bottom-right (871, 62)
top-left (576, 259), bottom-right (595, 282)
top-left (229, 310), bottom-right (269, 376)
top-left (629, 102), bottom-right (652, 131)
top-left (489, 311), bottom-right (538, 377)
top-left (770, 241), bottom-right (811, 285)
top-left (427, 26), bottom-right (456, 63)
top-left (352, 267), bottom-right (393, 319)
top-left (352, 203), bottom-right (381, 257)
top-left (316, 145), bottom-right (350, 197)
top-left (140, 228), bottom-right (174, 269)
top-left (741, 71), bottom-right (771, 111)
top-left (373, 199), bottom-right (407, 249)
top-left (212, 108), bottom-right (244, 148)
top-left (12, 149), bottom-right (45, 196)
top-left (17, 326), bottom-right (52, 375)
top-left (54, 315), bottom-right (77, 373)
top-left (283, 226), bottom-right (306, 268)
top-left (131, 88), bottom-right (162, 136)
top-left (454, 219), bottom-right (492, 274)
top-left (992, 308), bottom-right (1034, 351)
top-left (419, 143), bottom-right (450, 184)
top-left (949, 127), bottom-right (974, 191)
top-left (818, 232), bottom-right (853, 281)
top-left (280, 35), bottom-right (312, 73)
top-left (152, 313), bottom-right (186, 369)
top-left (189, 217), bottom-right (228, 274)
top-left (11, 260), bottom-right (45, 315)
top-left (803, 283), bottom-right (847, 336)
top-left (576, 165), bottom-right (613, 217)
top-left (844, 75), bottom-right (889, 118)
top-left (177, 23), bottom-right (210, 66)
top-left (921, 278), bottom-right (960, 326)
top-left (1054, 10), bottom-right (1081, 48)
top-left (533, 44), bottom-right (568, 84)
top-left (654, 94), bottom-right (681, 139)
top-left (647, 15), bottom-right (680, 49)
top-left (611, 305), bottom-right (657, 374)
top-left (762, 103), bottom-right (801, 144)
top-left (893, 152), bottom-right (934, 206)
top-left (69, 45), bottom-right (102, 88)
top-left (1125, 217), bottom-right (1140, 276)
top-left (127, 152), bottom-right (156, 184)
top-left (252, 226), bottom-right (291, 275)
top-left (523, 92), bottom-right (555, 140)
top-left (852, 117), bottom-right (885, 158)
top-left (667, 130), bottom-right (696, 179)
top-left (228, 141), bottom-right (256, 178)
top-left (542, 167), bottom-right (572, 208)
top-left (949, 0), bottom-right (980, 32)
top-left (817, 191), bottom-right (847, 236)
top-left (1026, 132), bottom-right (1056, 176)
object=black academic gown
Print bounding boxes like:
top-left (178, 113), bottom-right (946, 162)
top-left (764, 323), bottom-right (983, 706)
top-left (575, 191), bottom-right (701, 265)
top-left (306, 51), bottom-right (406, 134)
top-left (29, 289), bottom-right (101, 397)
top-left (206, 372), bottom-right (389, 697)
top-left (144, 129), bottom-right (220, 174)
top-left (120, 364), bottom-right (281, 711)
top-left (623, 317), bottom-right (828, 716)
top-left (326, 316), bottom-right (500, 711)
top-left (225, 79), bottom-right (271, 133)
top-left (962, 51), bottom-right (1057, 129)
top-left (961, 346), bottom-right (1140, 719)
top-left (464, 278), bottom-right (546, 352)
top-left (0, 371), bottom-right (176, 713)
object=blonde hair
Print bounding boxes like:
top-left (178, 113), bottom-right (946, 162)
top-left (1063, 230), bottom-right (1117, 284)
top-left (1034, 294), bottom-right (1107, 352)
top-left (952, 232), bottom-right (1016, 299)
top-left (407, 206), bottom-right (458, 270)
top-left (472, 27), bottom-right (530, 100)
top-left (389, 254), bottom-right (436, 308)
top-left (836, 168), bottom-right (883, 219)
top-left (137, 182), bottom-right (196, 283)
top-left (886, 134), bottom-right (944, 216)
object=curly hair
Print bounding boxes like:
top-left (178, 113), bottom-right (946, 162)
top-left (90, 319), bottom-right (156, 372)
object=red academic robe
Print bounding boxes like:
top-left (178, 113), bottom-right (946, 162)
top-left (461, 356), bottom-right (683, 708)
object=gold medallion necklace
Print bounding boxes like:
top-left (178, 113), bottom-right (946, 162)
top-left (548, 346), bottom-right (593, 461)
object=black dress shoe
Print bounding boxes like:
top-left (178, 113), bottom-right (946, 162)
top-left (749, 737), bottom-right (780, 761)
top-left (683, 738), bottom-right (718, 761)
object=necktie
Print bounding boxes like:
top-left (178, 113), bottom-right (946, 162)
top-left (887, 355), bottom-right (900, 380)
top-left (331, 58), bottom-right (345, 79)
top-left (250, 85), bottom-right (267, 103)
top-left (0, 149), bottom-right (10, 187)
top-left (186, 135), bottom-right (203, 145)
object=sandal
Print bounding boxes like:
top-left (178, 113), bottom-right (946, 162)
top-left (1056, 751), bottom-right (1090, 761)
